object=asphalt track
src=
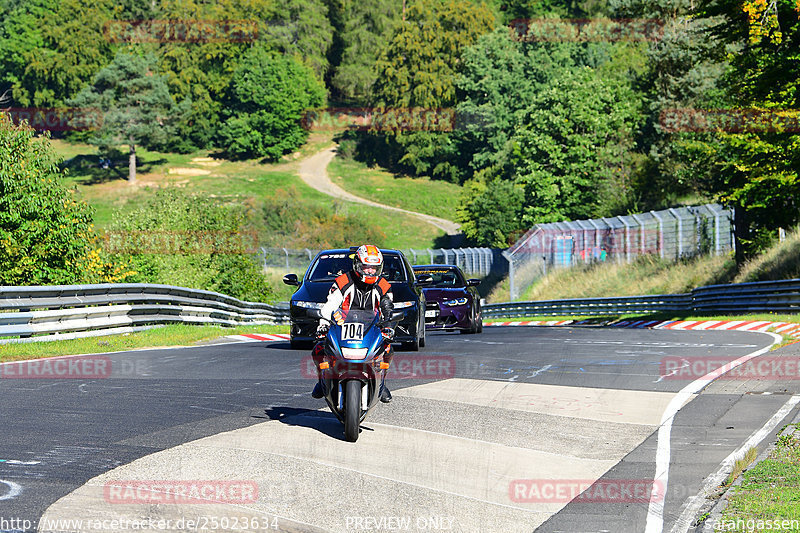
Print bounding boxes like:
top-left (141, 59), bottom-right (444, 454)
top-left (1, 326), bottom-right (800, 533)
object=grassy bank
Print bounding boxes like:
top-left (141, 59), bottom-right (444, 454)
top-left (717, 426), bottom-right (800, 531)
top-left (488, 228), bottom-right (800, 304)
top-left (0, 323), bottom-right (289, 361)
top-left (328, 157), bottom-right (462, 218)
top-left (50, 138), bottom-right (447, 250)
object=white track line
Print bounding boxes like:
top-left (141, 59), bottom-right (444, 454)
top-left (644, 332), bottom-right (783, 533)
top-left (669, 394), bottom-right (800, 533)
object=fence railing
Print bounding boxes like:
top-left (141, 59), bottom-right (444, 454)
top-left (503, 203), bottom-right (734, 300)
top-left (0, 284), bottom-right (290, 344)
top-left (483, 278), bottom-right (800, 318)
top-left (257, 247), bottom-right (506, 276)
top-left (5, 278), bottom-right (799, 344)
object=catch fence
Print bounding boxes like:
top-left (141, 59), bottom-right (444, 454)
top-left (503, 204), bottom-right (734, 300)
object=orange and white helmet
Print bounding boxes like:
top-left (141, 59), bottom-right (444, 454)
top-left (353, 245), bottom-right (383, 284)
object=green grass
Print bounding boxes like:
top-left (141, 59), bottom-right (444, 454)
top-left (328, 157), bottom-right (462, 218)
top-left (0, 323), bottom-right (288, 361)
top-left (720, 429), bottom-right (800, 531)
top-left (49, 138), bottom-right (447, 250)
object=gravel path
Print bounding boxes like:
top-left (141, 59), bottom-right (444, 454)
top-left (297, 145), bottom-right (461, 235)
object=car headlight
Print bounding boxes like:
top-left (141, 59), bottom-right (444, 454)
top-left (443, 298), bottom-right (468, 307)
top-left (393, 301), bottom-right (415, 309)
top-left (293, 301), bottom-right (324, 309)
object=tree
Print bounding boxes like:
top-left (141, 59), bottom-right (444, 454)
top-left (457, 178), bottom-right (525, 247)
top-left (692, 0), bottom-right (800, 259)
top-left (328, 0), bottom-right (402, 102)
top-left (153, 0), bottom-right (331, 150)
top-left (361, 0), bottom-right (495, 180)
top-left (0, 0), bottom-right (116, 108)
top-left (0, 113), bottom-right (127, 284)
top-left (69, 52), bottom-right (186, 182)
top-left (511, 68), bottom-right (643, 224)
top-left (217, 46), bottom-right (326, 161)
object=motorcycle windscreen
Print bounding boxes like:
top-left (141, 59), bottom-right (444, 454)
top-left (334, 308), bottom-right (382, 360)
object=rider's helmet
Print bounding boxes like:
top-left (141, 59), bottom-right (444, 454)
top-left (352, 245), bottom-right (383, 285)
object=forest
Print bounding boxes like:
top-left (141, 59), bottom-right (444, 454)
top-left (1, 0), bottom-right (798, 261)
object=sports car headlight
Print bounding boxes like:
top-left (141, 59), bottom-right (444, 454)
top-left (444, 298), bottom-right (468, 307)
top-left (393, 301), bottom-right (414, 309)
top-left (293, 301), bottom-right (324, 309)
top-left (341, 347), bottom-right (368, 359)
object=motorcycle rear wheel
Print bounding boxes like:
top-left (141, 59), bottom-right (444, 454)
top-left (344, 380), bottom-right (361, 442)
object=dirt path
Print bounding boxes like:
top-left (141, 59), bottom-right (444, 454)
top-left (298, 145), bottom-right (461, 235)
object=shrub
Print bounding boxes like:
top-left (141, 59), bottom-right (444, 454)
top-left (0, 113), bottom-right (128, 284)
top-left (106, 190), bottom-right (274, 302)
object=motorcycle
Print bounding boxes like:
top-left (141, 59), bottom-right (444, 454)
top-left (312, 306), bottom-right (402, 442)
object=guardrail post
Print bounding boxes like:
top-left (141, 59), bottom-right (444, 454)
top-left (282, 247), bottom-right (289, 271)
top-left (650, 210), bottom-right (664, 259)
top-left (502, 250), bottom-right (515, 301)
top-left (668, 208), bottom-right (683, 258)
top-left (618, 216), bottom-right (632, 263)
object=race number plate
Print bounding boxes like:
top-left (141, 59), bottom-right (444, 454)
top-left (425, 310), bottom-right (439, 318)
top-left (341, 323), bottom-right (364, 341)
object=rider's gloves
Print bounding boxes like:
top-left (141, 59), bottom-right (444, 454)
top-left (316, 323), bottom-right (330, 340)
top-left (381, 327), bottom-right (395, 340)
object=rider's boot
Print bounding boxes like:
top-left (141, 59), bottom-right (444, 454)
top-left (311, 342), bottom-right (325, 398)
top-left (312, 380), bottom-right (324, 399)
top-left (379, 372), bottom-right (392, 403)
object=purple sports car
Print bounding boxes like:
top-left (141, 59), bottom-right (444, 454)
top-left (412, 265), bottom-right (483, 334)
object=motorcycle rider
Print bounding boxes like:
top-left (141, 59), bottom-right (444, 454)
top-left (311, 245), bottom-right (395, 403)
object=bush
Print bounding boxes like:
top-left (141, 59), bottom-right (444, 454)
top-left (106, 190), bottom-right (274, 302)
top-left (0, 113), bottom-right (127, 285)
top-left (218, 46), bottom-right (326, 161)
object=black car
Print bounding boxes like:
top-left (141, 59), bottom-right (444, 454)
top-left (412, 264), bottom-right (483, 334)
top-left (283, 248), bottom-right (428, 351)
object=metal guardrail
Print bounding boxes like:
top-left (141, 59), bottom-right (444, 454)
top-left (0, 284), bottom-right (290, 344)
top-left (483, 279), bottom-right (800, 318)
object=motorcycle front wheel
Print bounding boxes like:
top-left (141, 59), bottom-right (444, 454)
top-left (344, 380), bottom-right (361, 442)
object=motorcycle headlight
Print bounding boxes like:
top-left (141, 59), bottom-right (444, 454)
top-left (341, 347), bottom-right (368, 359)
top-left (444, 298), bottom-right (468, 307)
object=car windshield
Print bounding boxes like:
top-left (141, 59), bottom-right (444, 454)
top-left (307, 253), bottom-right (407, 283)
top-left (414, 268), bottom-right (464, 288)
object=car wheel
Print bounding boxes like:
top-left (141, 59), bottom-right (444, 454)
top-left (402, 334), bottom-right (420, 351)
top-left (461, 309), bottom-right (478, 334)
top-left (418, 315), bottom-right (426, 348)
top-left (476, 315), bottom-right (483, 334)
